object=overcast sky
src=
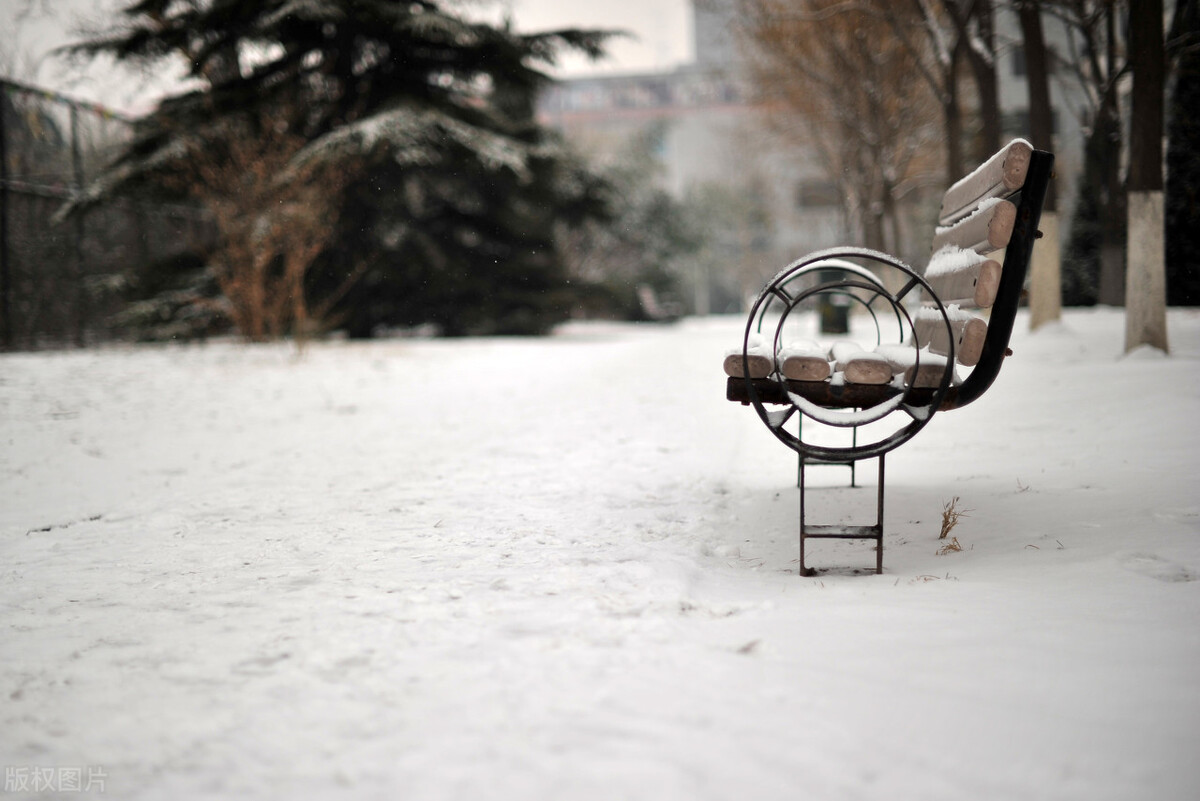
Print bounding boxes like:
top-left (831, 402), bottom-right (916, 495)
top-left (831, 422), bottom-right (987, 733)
top-left (499, 0), bottom-right (694, 75)
top-left (3, 0), bottom-right (695, 111)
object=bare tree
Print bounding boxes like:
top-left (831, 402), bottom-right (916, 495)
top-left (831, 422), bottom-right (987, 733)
top-left (1049, 0), bottom-right (1128, 305)
top-left (944, 0), bottom-right (1003, 160)
top-left (871, 0), bottom-right (968, 182)
top-left (736, 0), bottom-right (942, 257)
top-left (871, 0), bottom-right (1005, 180)
top-left (164, 117), bottom-right (351, 343)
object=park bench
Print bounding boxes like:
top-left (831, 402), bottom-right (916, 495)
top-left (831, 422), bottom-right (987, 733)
top-left (724, 140), bottom-right (1054, 575)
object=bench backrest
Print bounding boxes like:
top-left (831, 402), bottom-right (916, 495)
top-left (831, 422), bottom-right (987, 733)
top-left (913, 140), bottom-right (1054, 410)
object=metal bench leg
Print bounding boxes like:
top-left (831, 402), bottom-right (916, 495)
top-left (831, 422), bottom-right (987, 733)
top-left (875, 454), bottom-right (885, 574)
top-left (796, 419), bottom-right (860, 489)
top-left (851, 425), bottom-right (858, 488)
top-left (799, 452), bottom-right (885, 576)
top-left (800, 454), bottom-right (809, 575)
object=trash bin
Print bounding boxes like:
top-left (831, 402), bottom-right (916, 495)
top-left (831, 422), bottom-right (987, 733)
top-left (818, 270), bottom-right (851, 334)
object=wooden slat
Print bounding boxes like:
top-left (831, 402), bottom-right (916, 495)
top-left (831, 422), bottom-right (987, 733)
top-left (876, 344), bottom-right (953, 388)
top-left (924, 247), bottom-right (1003, 308)
top-left (827, 342), bottom-right (891, 386)
top-left (914, 307), bottom-right (988, 367)
top-left (931, 199), bottom-right (1016, 255)
top-left (780, 355), bottom-right (831, 381)
top-left (906, 362), bottom-right (951, 388)
top-left (842, 353), bottom-right (893, 385)
top-left (723, 352), bottom-right (773, 379)
top-left (939, 139), bottom-right (1033, 225)
top-left (778, 341), bottom-right (831, 381)
top-left (727, 376), bottom-right (943, 410)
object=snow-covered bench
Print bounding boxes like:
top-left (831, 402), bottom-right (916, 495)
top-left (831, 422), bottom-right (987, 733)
top-left (724, 141), bottom-right (1054, 575)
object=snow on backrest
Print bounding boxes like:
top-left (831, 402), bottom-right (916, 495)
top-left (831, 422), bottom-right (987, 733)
top-left (939, 139), bottom-right (1033, 226)
top-left (931, 197), bottom-right (1016, 255)
top-left (924, 245), bottom-right (1003, 308)
top-left (914, 305), bottom-right (988, 367)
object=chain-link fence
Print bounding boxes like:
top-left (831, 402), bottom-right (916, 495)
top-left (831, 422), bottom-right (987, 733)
top-left (1, 79), bottom-right (212, 349)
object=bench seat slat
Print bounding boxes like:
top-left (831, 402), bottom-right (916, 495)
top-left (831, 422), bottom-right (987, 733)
top-left (723, 335), bottom-right (775, 378)
top-left (727, 376), bottom-right (943, 409)
top-left (722, 352), bottom-right (773, 379)
top-left (931, 198), bottom-right (1016, 255)
top-left (842, 357), bottom-right (893, 385)
top-left (939, 139), bottom-right (1033, 226)
top-left (726, 341), bottom-right (955, 390)
top-left (875, 344), bottom-right (955, 388)
top-left (779, 340), bottom-right (832, 381)
top-left (914, 307), bottom-right (988, 367)
top-left (831, 342), bottom-right (893, 385)
top-left (924, 246), bottom-right (1002, 308)
top-left (780, 355), bottom-right (831, 381)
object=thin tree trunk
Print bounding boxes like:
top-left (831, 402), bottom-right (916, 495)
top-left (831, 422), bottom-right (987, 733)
top-left (1018, 0), bottom-right (1061, 330)
top-left (961, 0), bottom-right (1001, 161)
top-left (1017, 1), bottom-right (1056, 206)
top-left (1096, 6), bottom-right (1127, 306)
top-left (945, 39), bottom-right (964, 183)
top-left (944, 0), bottom-right (1001, 161)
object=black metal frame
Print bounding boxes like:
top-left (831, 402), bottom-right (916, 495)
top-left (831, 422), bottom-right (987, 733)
top-left (729, 149), bottom-right (1055, 576)
top-left (741, 251), bottom-right (955, 462)
top-left (740, 252), bottom-right (951, 575)
top-left (800, 453), bottom-right (884, 576)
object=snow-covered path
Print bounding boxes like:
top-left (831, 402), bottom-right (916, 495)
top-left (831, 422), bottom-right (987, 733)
top-left (2, 309), bottom-right (1198, 800)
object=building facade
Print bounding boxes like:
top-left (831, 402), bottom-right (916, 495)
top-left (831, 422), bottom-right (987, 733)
top-left (536, 1), bottom-right (1086, 314)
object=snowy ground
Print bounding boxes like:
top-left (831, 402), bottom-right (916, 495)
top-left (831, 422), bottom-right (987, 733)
top-left (2, 307), bottom-right (1198, 800)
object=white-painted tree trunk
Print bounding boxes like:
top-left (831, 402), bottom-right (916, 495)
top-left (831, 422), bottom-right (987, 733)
top-left (1029, 211), bottom-right (1061, 330)
top-left (1125, 190), bottom-right (1169, 353)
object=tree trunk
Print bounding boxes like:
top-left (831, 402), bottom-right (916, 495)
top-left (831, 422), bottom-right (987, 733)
top-left (1094, 99), bottom-right (1126, 306)
top-left (1125, 0), bottom-right (1169, 352)
top-left (1018, 0), bottom-right (1061, 330)
top-left (945, 38), bottom-right (964, 184)
top-left (1017, 1), bottom-right (1056, 206)
top-left (1096, 6), bottom-right (1127, 306)
top-left (966, 0), bottom-right (1001, 161)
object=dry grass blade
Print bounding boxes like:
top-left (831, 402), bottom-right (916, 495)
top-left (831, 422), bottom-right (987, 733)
top-left (939, 496), bottom-right (970, 540)
top-left (937, 536), bottom-right (962, 556)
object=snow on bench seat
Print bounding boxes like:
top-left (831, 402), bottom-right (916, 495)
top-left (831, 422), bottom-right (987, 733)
top-left (778, 340), bottom-right (832, 382)
top-left (725, 338), bottom-right (958, 397)
top-left (723, 335), bottom-right (773, 378)
top-left (831, 341), bottom-right (892, 385)
top-left (875, 344), bottom-right (956, 388)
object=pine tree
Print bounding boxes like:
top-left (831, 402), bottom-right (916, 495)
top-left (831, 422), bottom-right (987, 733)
top-left (68, 0), bottom-right (615, 337)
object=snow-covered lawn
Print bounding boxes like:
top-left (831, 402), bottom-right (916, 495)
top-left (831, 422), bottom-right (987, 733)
top-left (2, 307), bottom-right (1198, 800)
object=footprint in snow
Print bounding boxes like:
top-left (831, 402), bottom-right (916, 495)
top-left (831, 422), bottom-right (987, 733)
top-left (1123, 553), bottom-right (1195, 583)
